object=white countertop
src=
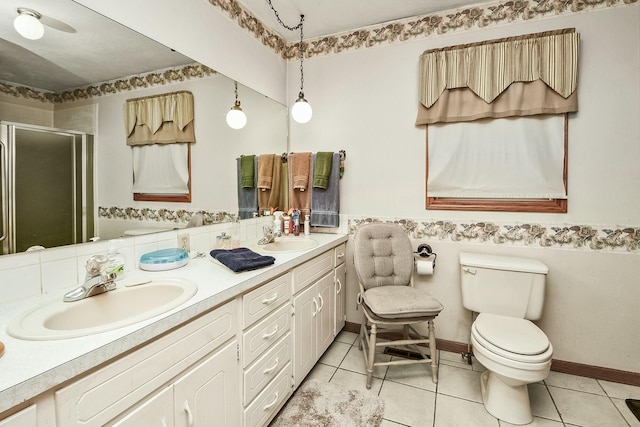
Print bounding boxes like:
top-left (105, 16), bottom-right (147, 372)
top-left (0, 233), bottom-right (348, 414)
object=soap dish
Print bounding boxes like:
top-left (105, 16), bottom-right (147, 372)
top-left (139, 248), bottom-right (189, 271)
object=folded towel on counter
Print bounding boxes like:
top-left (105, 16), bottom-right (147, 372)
top-left (312, 152), bottom-right (333, 189)
top-left (210, 248), bottom-right (275, 272)
top-left (257, 154), bottom-right (275, 190)
top-left (290, 152), bottom-right (311, 190)
top-left (237, 157), bottom-right (258, 219)
top-left (241, 155), bottom-right (255, 188)
top-left (310, 152), bottom-right (340, 228)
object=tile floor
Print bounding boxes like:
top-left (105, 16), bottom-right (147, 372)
top-left (298, 331), bottom-right (640, 427)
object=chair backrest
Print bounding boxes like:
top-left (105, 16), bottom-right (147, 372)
top-left (353, 223), bottom-right (414, 290)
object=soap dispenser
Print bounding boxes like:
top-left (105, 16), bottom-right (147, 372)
top-left (106, 239), bottom-right (126, 280)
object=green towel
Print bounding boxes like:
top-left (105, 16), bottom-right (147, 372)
top-left (241, 155), bottom-right (255, 188)
top-left (312, 152), bottom-right (333, 189)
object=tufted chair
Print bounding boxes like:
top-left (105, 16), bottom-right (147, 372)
top-left (353, 223), bottom-right (444, 389)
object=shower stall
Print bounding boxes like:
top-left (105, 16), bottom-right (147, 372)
top-left (0, 122), bottom-right (95, 255)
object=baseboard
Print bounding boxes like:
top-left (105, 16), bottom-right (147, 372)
top-left (343, 322), bottom-right (640, 387)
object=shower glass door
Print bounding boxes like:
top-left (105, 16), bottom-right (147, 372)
top-left (1, 122), bottom-right (94, 254)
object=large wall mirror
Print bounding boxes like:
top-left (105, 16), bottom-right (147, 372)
top-left (0, 0), bottom-right (288, 254)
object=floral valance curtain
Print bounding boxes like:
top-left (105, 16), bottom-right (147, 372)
top-left (125, 91), bottom-right (195, 145)
top-left (416, 29), bottom-right (579, 125)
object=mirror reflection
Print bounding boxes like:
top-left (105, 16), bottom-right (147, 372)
top-left (0, 0), bottom-right (288, 255)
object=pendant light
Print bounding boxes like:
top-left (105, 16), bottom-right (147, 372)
top-left (266, 1), bottom-right (312, 124)
top-left (14, 8), bottom-right (45, 40)
top-left (226, 81), bottom-right (247, 130)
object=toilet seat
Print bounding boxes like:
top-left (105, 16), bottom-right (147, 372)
top-left (473, 313), bottom-right (552, 364)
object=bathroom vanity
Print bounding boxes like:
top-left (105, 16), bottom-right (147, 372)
top-left (0, 233), bottom-right (347, 427)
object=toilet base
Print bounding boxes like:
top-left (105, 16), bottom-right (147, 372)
top-left (480, 370), bottom-right (533, 425)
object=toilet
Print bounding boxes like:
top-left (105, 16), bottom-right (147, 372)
top-left (459, 252), bottom-right (553, 425)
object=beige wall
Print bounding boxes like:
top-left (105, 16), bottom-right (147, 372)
top-left (289, 5), bottom-right (640, 373)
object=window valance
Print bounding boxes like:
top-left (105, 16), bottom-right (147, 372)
top-left (125, 91), bottom-right (195, 146)
top-left (416, 29), bottom-right (579, 125)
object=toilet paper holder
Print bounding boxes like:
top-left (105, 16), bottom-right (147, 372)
top-left (414, 243), bottom-right (437, 266)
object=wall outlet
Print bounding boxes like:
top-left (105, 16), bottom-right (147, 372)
top-left (178, 233), bottom-right (191, 252)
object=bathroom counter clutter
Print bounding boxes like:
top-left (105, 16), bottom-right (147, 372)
top-left (0, 232), bottom-right (347, 417)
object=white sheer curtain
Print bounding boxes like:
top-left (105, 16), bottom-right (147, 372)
top-left (427, 115), bottom-right (566, 199)
top-left (132, 144), bottom-right (189, 194)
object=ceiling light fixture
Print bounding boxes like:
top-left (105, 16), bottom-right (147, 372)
top-left (266, 1), bottom-right (312, 124)
top-left (226, 81), bottom-right (247, 130)
top-left (14, 7), bottom-right (45, 40)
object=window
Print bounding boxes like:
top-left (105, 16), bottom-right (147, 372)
top-left (425, 114), bottom-right (568, 213)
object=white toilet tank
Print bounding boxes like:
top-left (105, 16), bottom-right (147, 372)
top-left (459, 252), bottom-right (549, 320)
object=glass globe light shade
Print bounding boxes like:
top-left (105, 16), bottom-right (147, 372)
top-left (14, 10), bottom-right (44, 40)
top-left (226, 103), bottom-right (247, 130)
top-left (291, 94), bottom-right (312, 124)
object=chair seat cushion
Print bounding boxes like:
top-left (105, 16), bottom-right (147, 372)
top-left (363, 286), bottom-right (444, 319)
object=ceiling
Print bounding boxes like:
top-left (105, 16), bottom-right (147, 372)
top-left (1, 0), bottom-right (488, 92)
top-left (238, 0), bottom-right (490, 42)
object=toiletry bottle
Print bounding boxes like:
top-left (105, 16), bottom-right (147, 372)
top-left (292, 210), bottom-right (300, 236)
top-left (282, 215), bottom-right (290, 236)
top-left (106, 239), bottom-right (126, 280)
top-left (304, 215), bottom-right (311, 236)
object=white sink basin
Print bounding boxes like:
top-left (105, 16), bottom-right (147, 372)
top-left (7, 278), bottom-right (197, 340)
top-left (258, 237), bottom-right (319, 253)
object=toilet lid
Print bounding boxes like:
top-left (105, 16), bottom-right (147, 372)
top-left (474, 313), bottom-right (550, 356)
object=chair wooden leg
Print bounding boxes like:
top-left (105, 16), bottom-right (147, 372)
top-left (366, 323), bottom-right (377, 389)
top-left (428, 319), bottom-right (438, 383)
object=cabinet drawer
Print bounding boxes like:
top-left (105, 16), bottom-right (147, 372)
top-left (243, 304), bottom-right (290, 368)
top-left (0, 405), bottom-right (36, 427)
top-left (244, 333), bottom-right (291, 405)
top-left (243, 363), bottom-right (292, 427)
top-left (334, 243), bottom-right (346, 267)
top-left (55, 300), bottom-right (237, 427)
top-left (292, 250), bottom-right (333, 295)
top-left (243, 272), bottom-right (291, 329)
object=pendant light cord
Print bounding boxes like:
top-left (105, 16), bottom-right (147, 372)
top-left (265, 0), bottom-right (305, 95)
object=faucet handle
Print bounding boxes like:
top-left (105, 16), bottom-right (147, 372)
top-left (85, 254), bottom-right (109, 276)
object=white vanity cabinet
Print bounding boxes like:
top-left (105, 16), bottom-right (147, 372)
top-left (241, 272), bottom-right (292, 427)
top-left (292, 250), bottom-right (336, 387)
top-left (54, 300), bottom-right (239, 427)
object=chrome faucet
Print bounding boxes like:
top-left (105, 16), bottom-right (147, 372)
top-left (63, 255), bottom-right (117, 302)
top-left (258, 224), bottom-right (279, 245)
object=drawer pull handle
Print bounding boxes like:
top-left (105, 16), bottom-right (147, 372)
top-left (263, 391), bottom-right (280, 411)
top-left (262, 325), bottom-right (279, 339)
top-left (312, 297), bottom-right (318, 317)
top-left (318, 294), bottom-right (324, 312)
top-left (184, 400), bottom-right (194, 427)
top-left (336, 278), bottom-right (342, 294)
top-left (337, 251), bottom-right (345, 259)
top-left (262, 293), bottom-right (278, 304)
top-left (263, 357), bottom-right (280, 375)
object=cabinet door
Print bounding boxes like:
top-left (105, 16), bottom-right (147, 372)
top-left (292, 284), bottom-right (317, 387)
top-left (316, 272), bottom-right (335, 358)
top-left (334, 263), bottom-right (346, 335)
top-left (174, 341), bottom-right (240, 427)
top-left (112, 387), bottom-right (173, 427)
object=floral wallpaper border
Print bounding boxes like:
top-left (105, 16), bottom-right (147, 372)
top-left (99, 206), bottom-right (640, 252)
top-left (348, 217), bottom-right (640, 252)
top-left (208, 0), bottom-right (638, 60)
top-left (0, 62), bottom-right (216, 104)
top-left (98, 206), bottom-right (235, 225)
